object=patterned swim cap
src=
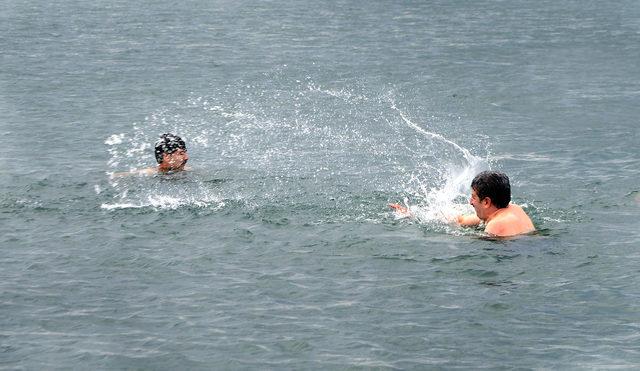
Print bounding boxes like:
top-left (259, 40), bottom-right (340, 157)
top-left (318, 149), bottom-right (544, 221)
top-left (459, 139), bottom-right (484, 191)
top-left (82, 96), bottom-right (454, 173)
top-left (154, 133), bottom-right (186, 163)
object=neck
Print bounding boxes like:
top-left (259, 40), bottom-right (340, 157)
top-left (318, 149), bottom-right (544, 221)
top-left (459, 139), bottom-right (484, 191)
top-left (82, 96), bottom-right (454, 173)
top-left (483, 206), bottom-right (505, 222)
top-left (158, 164), bottom-right (182, 173)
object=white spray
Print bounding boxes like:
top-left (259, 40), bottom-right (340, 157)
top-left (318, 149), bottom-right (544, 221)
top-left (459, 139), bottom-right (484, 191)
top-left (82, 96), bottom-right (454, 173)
top-left (388, 98), bottom-right (488, 225)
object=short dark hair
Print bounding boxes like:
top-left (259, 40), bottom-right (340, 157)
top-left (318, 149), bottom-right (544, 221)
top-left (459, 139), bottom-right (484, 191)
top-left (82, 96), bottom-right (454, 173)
top-left (154, 133), bottom-right (186, 163)
top-left (471, 171), bottom-right (511, 208)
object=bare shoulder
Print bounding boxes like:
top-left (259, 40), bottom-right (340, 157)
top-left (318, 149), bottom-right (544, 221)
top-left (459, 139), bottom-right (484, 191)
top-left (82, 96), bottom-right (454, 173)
top-left (509, 204), bottom-right (535, 224)
top-left (485, 204), bottom-right (535, 237)
top-left (508, 203), bottom-right (527, 213)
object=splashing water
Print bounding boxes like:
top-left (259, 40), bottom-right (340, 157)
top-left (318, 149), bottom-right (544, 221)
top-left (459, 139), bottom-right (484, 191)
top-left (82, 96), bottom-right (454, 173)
top-left (100, 171), bottom-right (225, 211)
top-left (101, 192), bottom-right (224, 211)
top-left (386, 95), bottom-right (488, 228)
top-left (102, 76), bottom-right (489, 230)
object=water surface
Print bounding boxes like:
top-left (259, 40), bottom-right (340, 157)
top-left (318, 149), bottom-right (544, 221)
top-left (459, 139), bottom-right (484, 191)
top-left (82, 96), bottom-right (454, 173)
top-left (2, 0), bottom-right (640, 369)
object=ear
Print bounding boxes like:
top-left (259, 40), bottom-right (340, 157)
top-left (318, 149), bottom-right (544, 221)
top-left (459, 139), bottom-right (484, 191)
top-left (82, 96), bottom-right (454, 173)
top-left (481, 197), bottom-right (492, 208)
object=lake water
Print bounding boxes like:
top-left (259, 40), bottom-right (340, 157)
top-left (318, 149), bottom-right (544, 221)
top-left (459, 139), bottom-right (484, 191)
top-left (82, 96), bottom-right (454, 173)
top-left (2, 0), bottom-right (640, 369)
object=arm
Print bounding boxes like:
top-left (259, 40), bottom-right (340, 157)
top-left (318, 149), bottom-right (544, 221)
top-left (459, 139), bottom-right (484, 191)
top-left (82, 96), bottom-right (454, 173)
top-left (456, 214), bottom-right (481, 227)
top-left (388, 203), bottom-right (411, 217)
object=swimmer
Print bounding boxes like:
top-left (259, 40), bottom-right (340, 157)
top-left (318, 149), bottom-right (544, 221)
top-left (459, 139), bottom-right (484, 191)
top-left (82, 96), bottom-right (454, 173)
top-left (112, 133), bottom-right (189, 176)
top-left (389, 171), bottom-right (535, 237)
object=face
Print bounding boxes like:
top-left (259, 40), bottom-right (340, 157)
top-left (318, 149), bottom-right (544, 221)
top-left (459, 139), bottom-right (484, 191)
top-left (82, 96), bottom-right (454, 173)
top-left (161, 148), bottom-right (189, 171)
top-left (469, 188), bottom-right (488, 220)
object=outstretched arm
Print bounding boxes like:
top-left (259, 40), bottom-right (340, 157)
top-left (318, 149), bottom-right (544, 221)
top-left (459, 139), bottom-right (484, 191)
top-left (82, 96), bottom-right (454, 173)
top-left (388, 203), bottom-right (411, 217)
top-left (456, 214), bottom-right (481, 227)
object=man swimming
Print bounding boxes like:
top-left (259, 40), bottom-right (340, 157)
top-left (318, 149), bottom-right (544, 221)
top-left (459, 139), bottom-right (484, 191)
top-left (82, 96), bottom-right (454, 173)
top-left (153, 133), bottom-right (189, 173)
top-left (389, 171), bottom-right (535, 237)
top-left (112, 133), bottom-right (189, 176)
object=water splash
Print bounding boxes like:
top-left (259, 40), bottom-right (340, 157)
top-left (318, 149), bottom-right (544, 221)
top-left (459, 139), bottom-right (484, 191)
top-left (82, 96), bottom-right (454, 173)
top-left (100, 192), bottom-right (224, 210)
top-left (100, 169), bottom-right (226, 211)
top-left (103, 75), bottom-right (488, 227)
top-left (389, 97), bottom-right (476, 165)
top-left (386, 95), bottom-right (488, 228)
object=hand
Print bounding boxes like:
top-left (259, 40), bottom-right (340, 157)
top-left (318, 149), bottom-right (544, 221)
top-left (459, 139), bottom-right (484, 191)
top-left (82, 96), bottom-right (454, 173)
top-left (388, 203), bottom-right (411, 216)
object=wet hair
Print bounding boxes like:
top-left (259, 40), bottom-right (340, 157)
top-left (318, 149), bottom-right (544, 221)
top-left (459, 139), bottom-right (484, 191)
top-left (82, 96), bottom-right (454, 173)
top-left (154, 133), bottom-right (186, 163)
top-left (471, 171), bottom-right (511, 208)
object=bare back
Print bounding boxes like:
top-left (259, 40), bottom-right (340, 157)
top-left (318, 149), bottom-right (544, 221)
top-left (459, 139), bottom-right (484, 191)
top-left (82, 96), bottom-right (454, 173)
top-left (484, 204), bottom-right (535, 237)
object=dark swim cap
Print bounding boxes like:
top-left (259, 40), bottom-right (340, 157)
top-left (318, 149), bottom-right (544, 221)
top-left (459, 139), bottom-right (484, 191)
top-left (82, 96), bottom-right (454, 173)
top-left (154, 133), bottom-right (186, 163)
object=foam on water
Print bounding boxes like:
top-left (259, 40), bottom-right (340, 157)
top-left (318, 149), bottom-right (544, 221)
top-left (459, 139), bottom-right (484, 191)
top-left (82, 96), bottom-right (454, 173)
top-left (101, 193), bottom-right (224, 211)
top-left (100, 168), bottom-right (226, 211)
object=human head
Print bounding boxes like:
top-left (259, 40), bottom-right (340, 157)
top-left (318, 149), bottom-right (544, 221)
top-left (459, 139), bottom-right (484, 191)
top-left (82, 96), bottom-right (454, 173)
top-left (470, 171), bottom-right (511, 209)
top-left (154, 133), bottom-right (186, 163)
top-left (154, 133), bottom-right (188, 171)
